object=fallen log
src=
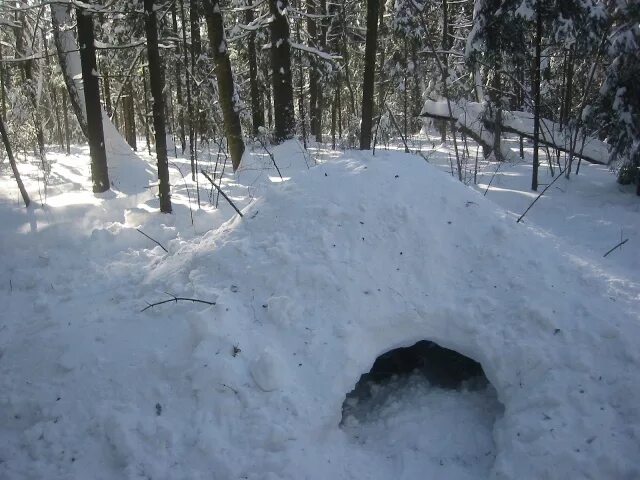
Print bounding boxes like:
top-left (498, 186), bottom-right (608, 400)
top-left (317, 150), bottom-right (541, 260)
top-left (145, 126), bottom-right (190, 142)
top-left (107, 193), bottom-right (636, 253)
top-left (420, 100), bottom-right (610, 165)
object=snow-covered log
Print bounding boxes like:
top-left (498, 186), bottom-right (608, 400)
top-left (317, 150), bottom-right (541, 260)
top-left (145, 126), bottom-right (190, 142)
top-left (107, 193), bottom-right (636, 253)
top-left (421, 100), bottom-right (610, 165)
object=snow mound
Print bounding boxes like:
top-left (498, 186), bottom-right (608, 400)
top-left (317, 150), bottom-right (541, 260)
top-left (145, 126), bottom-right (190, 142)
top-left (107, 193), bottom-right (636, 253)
top-left (1, 146), bottom-right (639, 479)
top-left (144, 150), bottom-right (640, 478)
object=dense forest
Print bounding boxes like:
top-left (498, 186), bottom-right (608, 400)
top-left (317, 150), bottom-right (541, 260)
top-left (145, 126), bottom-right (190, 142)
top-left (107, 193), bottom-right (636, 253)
top-left (0, 0), bottom-right (638, 206)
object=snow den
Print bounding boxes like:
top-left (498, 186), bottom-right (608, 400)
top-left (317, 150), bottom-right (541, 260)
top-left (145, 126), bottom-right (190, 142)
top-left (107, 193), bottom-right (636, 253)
top-left (341, 341), bottom-right (504, 479)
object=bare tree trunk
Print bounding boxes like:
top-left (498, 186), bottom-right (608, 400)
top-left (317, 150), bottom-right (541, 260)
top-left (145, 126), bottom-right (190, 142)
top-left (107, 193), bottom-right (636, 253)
top-left (440, 0), bottom-right (450, 143)
top-left (203, 0), bottom-right (246, 170)
top-left (123, 81), bottom-right (137, 151)
top-left (0, 116), bottom-right (30, 206)
top-left (246, 0), bottom-right (264, 135)
top-left (0, 43), bottom-right (5, 120)
top-left (141, 67), bottom-right (152, 154)
top-left (295, 13), bottom-right (307, 149)
top-left (269, 0), bottom-right (295, 142)
top-left (144, 0), bottom-right (172, 213)
top-left (62, 91), bottom-right (70, 154)
top-left (178, 0), bottom-right (195, 177)
top-left (171, 3), bottom-right (186, 153)
top-left (50, 3), bottom-right (89, 138)
top-left (316, 0), bottom-right (327, 142)
top-left (15, 11), bottom-right (46, 168)
top-left (531, 0), bottom-right (542, 191)
top-left (77, 6), bottom-right (110, 193)
top-left (359, 0), bottom-right (379, 150)
top-left (307, 0), bottom-right (318, 140)
top-left (42, 28), bottom-right (64, 150)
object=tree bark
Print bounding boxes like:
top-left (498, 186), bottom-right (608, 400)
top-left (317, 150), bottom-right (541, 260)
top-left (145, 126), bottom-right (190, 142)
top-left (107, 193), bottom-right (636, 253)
top-left (246, 0), bottom-right (264, 135)
top-left (51, 4), bottom-right (89, 138)
top-left (0, 116), bottom-right (30, 207)
top-left (123, 81), bottom-right (137, 151)
top-left (269, 0), bottom-right (295, 143)
top-left (307, 0), bottom-right (319, 139)
top-left (76, 6), bottom-right (110, 193)
top-left (531, 1), bottom-right (542, 191)
top-left (0, 42), bottom-right (5, 120)
top-left (359, 0), bottom-right (379, 150)
top-left (144, 0), bottom-right (172, 213)
top-left (203, 0), bottom-right (246, 171)
top-left (171, 3), bottom-right (186, 153)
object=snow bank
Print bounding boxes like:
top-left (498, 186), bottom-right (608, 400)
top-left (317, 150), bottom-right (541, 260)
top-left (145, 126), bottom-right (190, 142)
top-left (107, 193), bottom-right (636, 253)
top-left (1, 146), bottom-right (639, 479)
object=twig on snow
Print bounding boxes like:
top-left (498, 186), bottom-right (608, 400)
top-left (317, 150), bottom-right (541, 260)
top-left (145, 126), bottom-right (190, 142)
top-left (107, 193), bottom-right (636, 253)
top-left (200, 170), bottom-right (244, 218)
top-left (516, 166), bottom-right (566, 223)
top-left (136, 228), bottom-right (168, 252)
top-left (141, 292), bottom-right (216, 312)
top-left (603, 238), bottom-right (628, 258)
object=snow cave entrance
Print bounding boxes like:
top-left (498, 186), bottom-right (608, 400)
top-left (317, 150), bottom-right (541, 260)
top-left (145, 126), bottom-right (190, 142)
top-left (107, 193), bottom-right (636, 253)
top-left (341, 340), bottom-right (504, 479)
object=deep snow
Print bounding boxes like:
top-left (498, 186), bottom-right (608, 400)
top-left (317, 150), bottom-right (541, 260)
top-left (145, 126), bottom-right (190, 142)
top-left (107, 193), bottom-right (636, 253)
top-left (1, 137), bottom-right (639, 480)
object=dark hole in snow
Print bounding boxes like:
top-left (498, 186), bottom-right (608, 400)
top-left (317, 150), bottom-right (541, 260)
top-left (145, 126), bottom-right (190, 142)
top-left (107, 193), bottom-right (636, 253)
top-left (346, 340), bottom-right (487, 401)
top-left (341, 340), bottom-right (503, 479)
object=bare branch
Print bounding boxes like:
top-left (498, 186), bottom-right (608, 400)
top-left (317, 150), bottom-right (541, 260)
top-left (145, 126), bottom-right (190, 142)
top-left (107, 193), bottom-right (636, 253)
top-left (136, 228), bottom-right (169, 252)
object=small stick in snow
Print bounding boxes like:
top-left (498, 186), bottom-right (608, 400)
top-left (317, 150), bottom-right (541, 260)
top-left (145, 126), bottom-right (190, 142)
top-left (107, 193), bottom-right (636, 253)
top-left (516, 166), bottom-right (567, 223)
top-left (136, 228), bottom-right (169, 253)
top-left (603, 238), bottom-right (629, 258)
top-left (200, 170), bottom-right (244, 218)
top-left (141, 292), bottom-right (216, 312)
top-left (483, 160), bottom-right (501, 196)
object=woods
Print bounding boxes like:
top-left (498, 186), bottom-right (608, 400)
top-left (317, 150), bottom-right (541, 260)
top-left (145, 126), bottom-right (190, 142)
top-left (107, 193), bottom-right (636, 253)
top-left (0, 0), bottom-right (638, 200)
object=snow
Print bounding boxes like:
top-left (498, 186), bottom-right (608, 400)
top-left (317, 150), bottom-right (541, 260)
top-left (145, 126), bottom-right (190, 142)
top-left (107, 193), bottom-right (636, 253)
top-left (421, 99), bottom-right (612, 164)
top-left (342, 372), bottom-right (502, 480)
top-left (1, 139), bottom-right (639, 479)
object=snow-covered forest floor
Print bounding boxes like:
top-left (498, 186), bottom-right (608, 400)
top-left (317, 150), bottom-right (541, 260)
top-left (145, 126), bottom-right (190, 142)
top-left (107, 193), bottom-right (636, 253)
top-left (1, 135), bottom-right (639, 479)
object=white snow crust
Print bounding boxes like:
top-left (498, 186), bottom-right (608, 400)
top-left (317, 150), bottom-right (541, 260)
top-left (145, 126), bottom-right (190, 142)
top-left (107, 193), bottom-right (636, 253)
top-left (0, 141), bottom-right (639, 480)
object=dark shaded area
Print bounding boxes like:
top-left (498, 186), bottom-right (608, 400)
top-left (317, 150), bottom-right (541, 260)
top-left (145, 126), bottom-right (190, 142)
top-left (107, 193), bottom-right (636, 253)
top-left (347, 340), bottom-right (487, 404)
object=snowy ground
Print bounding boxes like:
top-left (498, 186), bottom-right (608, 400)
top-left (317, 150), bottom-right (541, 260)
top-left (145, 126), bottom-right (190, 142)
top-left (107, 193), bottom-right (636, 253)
top-left (0, 135), bottom-right (639, 479)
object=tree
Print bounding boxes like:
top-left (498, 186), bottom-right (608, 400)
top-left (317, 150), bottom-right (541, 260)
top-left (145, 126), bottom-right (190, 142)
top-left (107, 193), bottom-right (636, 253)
top-left (144, 0), bottom-right (172, 213)
top-left (203, 0), bottom-right (245, 171)
top-left (245, 0), bottom-right (264, 135)
top-left (531, 0), bottom-right (542, 191)
top-left (0, 115), bottom-right (30, 207)
top-left (269, 0), bottom-right (295, 142)
top-left (77, 5), bottom-right (110, 193)
top-left (359, 0), bottom-right (379, 150)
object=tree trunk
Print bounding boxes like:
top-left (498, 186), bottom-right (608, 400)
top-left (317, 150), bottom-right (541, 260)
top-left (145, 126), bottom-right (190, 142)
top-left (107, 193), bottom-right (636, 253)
top-left (144, 0), bottom-right (172, 213)
top-left (359, 0), bottom-right (379, 150)
top-left (51, 4), bottom-right (89, 138)
top-left (123, 81), bottom-right (137, 151)
top-left (246, 0), bottom-right (264, 135)
top-left (0, 42), bottom-right (5, 120)
top-left (203, 0), bottom-right (246, 171)
top-left (440, 0), bottom-right (450, 143)
top-left (15, 11), bottom-right (46, 167)
top-left (269, 0), bottom-right (295, 142)
top-left (531, 1), bottom-right (542, 191)
top-left (171, 4), bottom-right (186, 153)
top-left (42, 28), bottom-right (64, 150)
top-left (0, 116), bottom-right (30, 207)
top-left (307, 0), bottom-right (318, 140)
top-left (178, 0), bottom-right (195, 177)
top-left (296, 14), bottom-right (307, 149)
top-left (316, 0), bottom-right (327, 142)
top-left (62, 91), bottom-right (70, 154)
top-left (76, 6), bottom-right (110, 193)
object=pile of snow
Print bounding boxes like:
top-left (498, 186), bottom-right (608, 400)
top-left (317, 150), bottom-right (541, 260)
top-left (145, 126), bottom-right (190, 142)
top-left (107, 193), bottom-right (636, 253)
top-left (1, 143), bottom-right (639, 479)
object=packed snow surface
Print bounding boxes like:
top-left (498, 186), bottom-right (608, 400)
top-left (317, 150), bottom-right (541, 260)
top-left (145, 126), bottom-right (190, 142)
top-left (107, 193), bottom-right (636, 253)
top-left (1, 140), bottom-right (639, 480)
